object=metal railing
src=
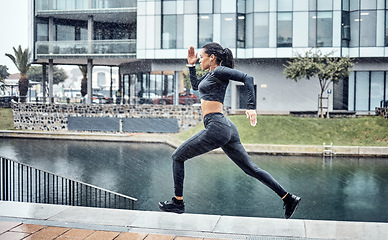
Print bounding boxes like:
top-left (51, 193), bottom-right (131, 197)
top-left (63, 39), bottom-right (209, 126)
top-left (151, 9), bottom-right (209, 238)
top-left (36, 40), bottom-right (136, 58)
top-left (0, 156), bottom-right (137, 210)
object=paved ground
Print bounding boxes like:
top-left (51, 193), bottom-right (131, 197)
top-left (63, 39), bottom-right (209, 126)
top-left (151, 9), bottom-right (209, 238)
top-left (1, 201), bottom-right (388, 240)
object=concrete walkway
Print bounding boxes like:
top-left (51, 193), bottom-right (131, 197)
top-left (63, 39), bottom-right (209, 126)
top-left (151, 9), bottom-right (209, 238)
top-left (1, 130), bottom-right (388, 157)
top-left (1, 201), bottom-right (387, 240)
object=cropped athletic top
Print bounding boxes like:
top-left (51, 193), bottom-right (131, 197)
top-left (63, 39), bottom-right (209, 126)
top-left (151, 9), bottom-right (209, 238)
top-left (189, 66), bottom-right (256, 109)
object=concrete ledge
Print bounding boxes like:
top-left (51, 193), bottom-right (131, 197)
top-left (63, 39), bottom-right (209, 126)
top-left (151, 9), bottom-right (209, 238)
top-left (0, 201), bottom-right (387, 240)
top-left (1, 130), bottom-right (388, 157)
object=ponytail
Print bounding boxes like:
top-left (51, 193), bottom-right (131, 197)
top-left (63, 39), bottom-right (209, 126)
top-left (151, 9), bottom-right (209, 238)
top-left (202, 42), bottom-right (234, 69)
top-left (222, 48), bottom-right (234, 69)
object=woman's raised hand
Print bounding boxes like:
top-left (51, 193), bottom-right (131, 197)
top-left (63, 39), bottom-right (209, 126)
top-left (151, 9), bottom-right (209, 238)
top-left (187, 46), bottom-right (198, 65)
top-left (245, 110), bottom-right (257, 127)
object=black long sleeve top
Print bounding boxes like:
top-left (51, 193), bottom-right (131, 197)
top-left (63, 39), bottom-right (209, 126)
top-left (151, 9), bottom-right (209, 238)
top-left (189, 66), bottom-right (256, 109)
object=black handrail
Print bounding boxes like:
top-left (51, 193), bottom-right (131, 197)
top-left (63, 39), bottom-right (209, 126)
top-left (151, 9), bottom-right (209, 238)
top-left (0, 156), bottom-right (137, 210)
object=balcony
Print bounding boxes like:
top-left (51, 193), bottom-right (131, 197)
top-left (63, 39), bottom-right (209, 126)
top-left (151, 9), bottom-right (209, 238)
top-left (35, 0), bottom-right (136, 11)
top-left (35, 40), bottom-right (136, 58)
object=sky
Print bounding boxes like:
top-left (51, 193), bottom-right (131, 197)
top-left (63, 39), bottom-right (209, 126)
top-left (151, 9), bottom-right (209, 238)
top-left (0, 0), bottom-right (29, 74)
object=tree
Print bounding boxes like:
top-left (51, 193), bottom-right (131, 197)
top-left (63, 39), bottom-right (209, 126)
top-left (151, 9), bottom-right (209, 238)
top-left (27, 65), bottom-right (68, 85)
top-left (79, 65), bottom-right (88, 97)
top-left (283, 49), bottom-right (354, 118)
top-left (182, 65), bottom-right (207, 92)
top-left (0, 65), bottom-right (10, 93)
top-left (5, 46), bottom-right (31, 102)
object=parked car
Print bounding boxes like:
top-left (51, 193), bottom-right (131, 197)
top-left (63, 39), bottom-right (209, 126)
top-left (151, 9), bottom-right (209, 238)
top-left (92, 93), bottom-right (109, 104)
top-left (152, 92), bottom-right (199, 105)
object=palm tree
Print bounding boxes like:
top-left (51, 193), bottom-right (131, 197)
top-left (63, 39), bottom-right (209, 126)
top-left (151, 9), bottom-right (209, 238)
top-left (5, 46), bottom-right (31, 102)
top-left (0, 65), bottom-right (10, 93)
top-left (79, 65), bottom-right (88, 97)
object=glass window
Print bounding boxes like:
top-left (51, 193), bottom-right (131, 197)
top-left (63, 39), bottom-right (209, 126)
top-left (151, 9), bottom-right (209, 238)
top-left (238, 0), bottom-right (246, 13)
top-left (317, 12), bottom-right (333, 47)
top-left (386, 10), bottom-right (388, 46)
top-left (277, 12), bottom-right (293, 47)
top-left (214, 0), bottom-right (221, 13)
top-left (309, 0), bottom-right (316, 10)
top-left (342, 0), bottom-right (350, 11)
top-left (246, 0), bottom-right (254, 13)
top-left (246, 13), bottom-right (254, 47)
top-left (221, 0), bottom-right (236, 13)
top-left (254, 13), bottom-right (269, 47)
top-left (199, 0), bottom-right (213, 13)
top-left (370, 72), bottom-right (384, 110)
top-left (37, 22), bottom-right (49, 41)
top-left (255, 0), bottom-right (269, 12)
top-left (163, 0), bottom-right (177, 14)
top-left (350, 0), bottom-right (359, 11)
top-left (318, 0), bottom-right (332, 10)
top-left (348, 72), bottom-right (355, 111)
top-left (221, 14), bottom-right (236, 48)
top-left (309, 12), bottom-right (317, 47)
top-left (177, 15), bottom-right (184, 49)
top-left (360, 10), bottom-right (377, 46)
top-left (162, 15), bottom-right (177, 49)
top-left (361, 0), bottom-right (376, 9)
top-left (355, 72), bottom-right (369, 111)
top-left (237, 14), bottom-right (246, 48)
top-left (184, 0), bottom-right (197, 14)
top-left (56, 25), bottom-right (75, 41)
top-left (349, 11), bottom-right (360, 47)
top-left (199, 15), bottom-right (213, 48)
top-left (278, 0), bottom-right (293, 11)
top-left (36, 0), bottom-right (50, 10)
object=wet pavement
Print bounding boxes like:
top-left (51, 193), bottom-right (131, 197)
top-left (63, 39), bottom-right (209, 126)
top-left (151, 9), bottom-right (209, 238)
top-left (0, 201), bottom-right (388, 240)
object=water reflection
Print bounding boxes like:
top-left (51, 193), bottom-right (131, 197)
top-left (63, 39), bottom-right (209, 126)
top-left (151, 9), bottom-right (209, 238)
top-left (0, 138), bottom-right (387, 222)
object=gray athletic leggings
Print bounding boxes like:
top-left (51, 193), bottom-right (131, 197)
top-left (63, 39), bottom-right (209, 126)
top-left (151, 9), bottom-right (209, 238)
top-left (172, 112), bottom-right (288, 198)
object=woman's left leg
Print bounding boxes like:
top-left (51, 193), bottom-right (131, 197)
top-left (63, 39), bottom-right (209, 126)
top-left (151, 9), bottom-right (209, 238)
top-left (221, 118), bottom-right (301, 219)
top-left (221, 120), bottom-right (287, 198)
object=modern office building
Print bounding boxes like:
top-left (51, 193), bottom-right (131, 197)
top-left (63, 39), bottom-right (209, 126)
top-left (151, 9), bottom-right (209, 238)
top-left (30, 0), bottom-right (388, 113)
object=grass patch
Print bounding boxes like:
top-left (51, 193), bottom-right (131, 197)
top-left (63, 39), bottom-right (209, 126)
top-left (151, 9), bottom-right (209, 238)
top-left (0, 108), bottom-right (14, 130)
top-left (176, 115), bottom-right (388, 147)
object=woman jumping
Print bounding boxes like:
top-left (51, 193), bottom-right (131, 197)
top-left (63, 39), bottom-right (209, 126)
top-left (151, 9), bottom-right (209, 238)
top-left (158, 42), bottom-right (301, 219)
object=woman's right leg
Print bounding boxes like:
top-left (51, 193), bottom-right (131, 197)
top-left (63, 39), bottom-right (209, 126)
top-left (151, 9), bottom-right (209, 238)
top-left (172, 124), bottom-right (229, 197)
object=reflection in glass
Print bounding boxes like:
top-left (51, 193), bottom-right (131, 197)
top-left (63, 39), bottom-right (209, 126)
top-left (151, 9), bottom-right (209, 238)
top-left (360, 0), bottom-right (376, 9)
top-left (370, 72), bottom-right (384, 110)
top-left (359, 11), bottom-right (376, 47)
top-left (237, 14), bottom-right (246, 48)
top-left (221, 14), bottom-right (236, 48)
top-left (278, 0), bottom-right (293, 11)
top-left (254, 13), bottom-right (269, 47)
top-left (199, 15), bottom-right (213, 48)
top-left (348, 72), bottom-right (355, 111)
top-left (309, 11), bottom-right (333, 47)
top-left (349, 11), bottom-right (360, 47)
top-left (162, 15), bottom-right (177, 49)
top-left (277, 12), bottom-right (293, 47)
top-left (355, 71), bottom-right (369, 111)
top-left (317, 0), bottom-right (332, 10)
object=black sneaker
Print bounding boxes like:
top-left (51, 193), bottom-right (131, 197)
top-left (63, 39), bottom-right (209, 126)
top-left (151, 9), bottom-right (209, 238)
top-left (283, 194), bottom-right (301, 219)
top-left (158, 198), bottom-right (185, 214)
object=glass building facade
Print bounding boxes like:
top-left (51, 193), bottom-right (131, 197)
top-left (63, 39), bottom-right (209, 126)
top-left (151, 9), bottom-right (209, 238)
top-left (31, 0), bottom-right (388, 112)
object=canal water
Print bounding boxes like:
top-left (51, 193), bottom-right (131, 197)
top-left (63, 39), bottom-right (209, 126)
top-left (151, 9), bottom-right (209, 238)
top-left (0, 138), bottom-right (387, 222)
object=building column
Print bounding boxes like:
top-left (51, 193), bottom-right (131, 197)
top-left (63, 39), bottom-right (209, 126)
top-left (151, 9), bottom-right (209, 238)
top-left (48, 17), bottom-right (54, 53)
top-left (42, 64), bottom-right (47, 103)
top-left (174, 71), bottom-right (179, 105)
top-left (87, 59), bottom-right (93, 104)
top-left (88, 15), bottom-right (94, 54)
top-left (48, 59), bottom-right (54, 103)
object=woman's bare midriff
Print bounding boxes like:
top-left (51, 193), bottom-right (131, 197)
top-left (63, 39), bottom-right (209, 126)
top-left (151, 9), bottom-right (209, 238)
top-left (201, 99), bottom-right (223, 117)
